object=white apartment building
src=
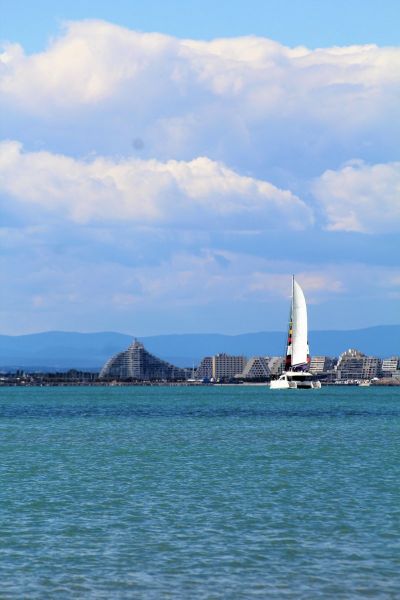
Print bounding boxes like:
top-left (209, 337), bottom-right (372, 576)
top-left (237, 356), bottom-right (270, 379)
top-left (309, 356), bottom-right (332, 374)
top-left (381, 357), bottom-right (400, 376)
top-left (268, 356), bottom-right (285, 376)
top-left (336, 349), bottom-right (381, 381)
top-left (212, 353), bottom-right (247, 380)
top-left (195, 356), bottom-right (213, 380)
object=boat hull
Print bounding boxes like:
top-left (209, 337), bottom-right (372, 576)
top-left (270, 371), bottom-right (321, 390)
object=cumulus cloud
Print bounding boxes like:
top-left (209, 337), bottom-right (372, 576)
top-left (2, 21), bottom-right (399, 113)
top-left (0, 140), bottom-right (312, 229)
top-left (313, 160), bottom-right (400, 233)
top-left (1, 20), bottom-right (400, 178)
top-left (1, 20), bottom-right (400, 333)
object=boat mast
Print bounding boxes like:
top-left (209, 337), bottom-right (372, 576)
top-left (284, 275), bottom-right (295, 371)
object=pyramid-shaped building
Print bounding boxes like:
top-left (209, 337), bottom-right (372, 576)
top-left (99, 340), bottom-right (186, 381)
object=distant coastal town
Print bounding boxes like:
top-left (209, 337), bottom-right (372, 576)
top-left (1, 339), bottom-right (399, 387)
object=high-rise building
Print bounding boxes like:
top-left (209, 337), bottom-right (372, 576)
top-left (99, 340), bottom-right (186, 381)
top-left (238, 356), bottom-right (270, 379)
top-left (309, 356), bottom-right (334, 374)
top-left (195, 356), bottom-right (213, 380)
top-left (268, 356), bottom-right (285, 376)
top-left (212, 353), bottom-right (247, 380)
top-left (336, 348), bottom-right (381, 381)
top-left (362, 357), bottom-right (382, 379)
top-left (381, 357), bottom-right (400, 376)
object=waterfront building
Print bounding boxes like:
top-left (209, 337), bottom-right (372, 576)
top-left (99, 340), bottom-right (186, 381)
top-left (361, 357), bottom-right (381, 379)
top-left (268, 356), bottom-right (285, 376)
top-left (381, 357), bottom-right (400, 376)
top-left (309, 356), bottom-right (335, 374)
top-left (212, 353), bottom-right (247, 380)
top-left (336, 348), bottom-right (365, 380)
top-left (336, 348), bottom-right (381, 381)
top-left (237, 356), bottom-right (270, 379)
top-left (195, 356), bottom-right (213, 380)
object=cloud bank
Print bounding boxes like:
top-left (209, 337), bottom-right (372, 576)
top-left (1, 20), bottom-right (400, 178)
top-left (0, 141), bottom-right (312, 229)
top-left (314, 160), bottom-right (400, 233)
top-left (1, 20), bottom-right (400, 333)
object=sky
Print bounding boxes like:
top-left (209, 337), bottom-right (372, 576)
top-left (1, 0), bottom-right (400, 335)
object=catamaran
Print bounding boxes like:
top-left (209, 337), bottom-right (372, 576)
top-left (270, 276), bottom-right (321, 389)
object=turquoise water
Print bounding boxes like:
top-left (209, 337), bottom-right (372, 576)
top-left (1, 386), bottom-right (400, 599)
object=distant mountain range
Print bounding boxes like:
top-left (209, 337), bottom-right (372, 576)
top-left (0, 326), bottom-right (399, 371)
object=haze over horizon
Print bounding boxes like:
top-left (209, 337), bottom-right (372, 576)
top-left (1, 326), bottom-right (399, 370)
top-left (1, 1), bottom-right (400, 336)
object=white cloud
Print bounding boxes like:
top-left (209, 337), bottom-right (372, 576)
top-left (2, 232), bottom-right (400, 333)
top-left (313, 160), bottom-right (400, 233)
top-left (1, 21), bottom-right (399, 115)
top-left (1, 20), bottom-right (400, 333)
top-left (0, 140), bottom-right (312, 229)
top-left (1, 20), bottom-right (400, 179)
top-left (122, 251), bottom-right (347, 307)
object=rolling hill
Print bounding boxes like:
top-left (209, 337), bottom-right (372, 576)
top-left (0, 326), bottom-right (398, 370)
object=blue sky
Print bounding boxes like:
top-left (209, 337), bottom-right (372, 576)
top-left (1, 1), bottom-right (400, 335)
top-left (3, 0), bottom-right (400, 50)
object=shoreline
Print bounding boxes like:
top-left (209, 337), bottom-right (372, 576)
top-left (1, 381), bottom-right (400, 388)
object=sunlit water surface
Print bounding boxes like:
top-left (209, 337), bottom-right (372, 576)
top-left (1, 386), bottom-right (399, 598)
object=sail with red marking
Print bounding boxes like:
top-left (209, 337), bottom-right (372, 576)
top-left (285, 277), bottom-right (310, 370)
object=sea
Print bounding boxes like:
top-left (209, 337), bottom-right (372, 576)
top-left (1, 385), bottom-right (399, 599)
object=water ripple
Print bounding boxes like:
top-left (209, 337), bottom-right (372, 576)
top-left (1, 386), bottom-right (400, 598)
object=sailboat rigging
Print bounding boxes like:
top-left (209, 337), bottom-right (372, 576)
top-left (270, 276), bottom-right (321, 389)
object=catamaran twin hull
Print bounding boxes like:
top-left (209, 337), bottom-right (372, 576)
top-left (270, 371), bottom-right (321, 389)
top-left (270, 277), bottom-right (321, 390)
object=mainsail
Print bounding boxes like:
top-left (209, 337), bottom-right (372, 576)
top-left (285, 277), bottom-right (310, 369)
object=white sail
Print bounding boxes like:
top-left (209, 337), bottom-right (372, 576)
top-left (270, 276), bottom-right (320, 388)
top-left (291, 279), bottom-right (308, 367)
